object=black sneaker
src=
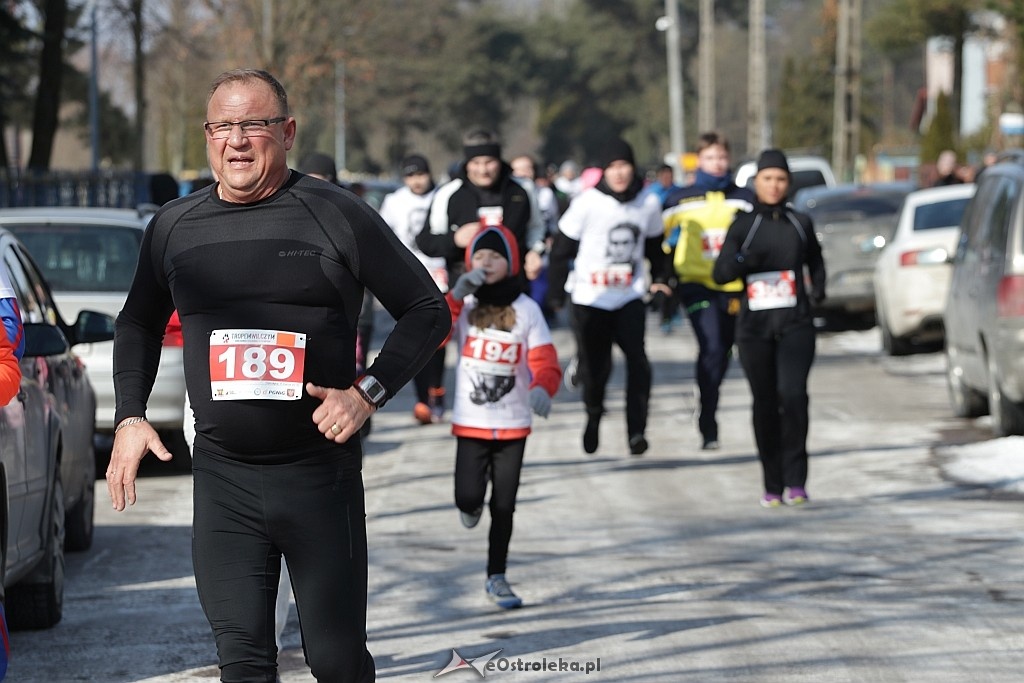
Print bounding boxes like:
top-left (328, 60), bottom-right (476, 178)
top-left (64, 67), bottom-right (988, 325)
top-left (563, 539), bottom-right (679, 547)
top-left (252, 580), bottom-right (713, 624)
top-left (459, 506), bottom-right (483, 529)
top-left (628, 434), bottom-right (648, 456)
top-left (583, 413), bottom-right (600, 454)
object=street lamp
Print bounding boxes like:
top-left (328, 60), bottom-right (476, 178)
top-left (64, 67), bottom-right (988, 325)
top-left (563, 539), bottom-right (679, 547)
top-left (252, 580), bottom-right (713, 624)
top-left (656, 1), bottom-right (685, 182)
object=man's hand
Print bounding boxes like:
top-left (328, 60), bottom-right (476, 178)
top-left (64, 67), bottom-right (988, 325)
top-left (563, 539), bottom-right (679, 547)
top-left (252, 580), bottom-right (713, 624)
top-left (453, 221), bottom-right (481, 248)
top-left (307, 382), bottom-right (374, 443)
top-left (106, 421), bottom-right (173, 511)
top-left (524, 250), bottom-right (543, 280)
top-left (649, 282), bottom-right (673, 296)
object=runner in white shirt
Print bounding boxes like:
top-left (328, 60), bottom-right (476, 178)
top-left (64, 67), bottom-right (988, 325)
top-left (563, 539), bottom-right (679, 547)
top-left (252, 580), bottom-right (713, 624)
top-left (547, 138), bottom-right (668, 456)
top-left (378, 154), bottom-right (449, 423)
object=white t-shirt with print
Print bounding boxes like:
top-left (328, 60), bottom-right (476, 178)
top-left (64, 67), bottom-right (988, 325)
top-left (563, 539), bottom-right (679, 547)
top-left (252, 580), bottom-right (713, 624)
top-left (451, 293), bottom-right (552, 431)
top-left (557, 187), bottom-right (663, 310)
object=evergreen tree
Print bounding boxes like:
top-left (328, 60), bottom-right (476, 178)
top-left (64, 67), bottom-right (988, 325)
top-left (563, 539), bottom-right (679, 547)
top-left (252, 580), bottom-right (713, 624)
top-left (920, 90), bottom-right (956, 164)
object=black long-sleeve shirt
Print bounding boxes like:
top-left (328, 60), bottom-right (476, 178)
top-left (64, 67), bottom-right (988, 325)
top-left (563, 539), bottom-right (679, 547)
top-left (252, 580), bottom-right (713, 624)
top-left (114, 173), bottom-right (450, 461)
top-left (713, 202), bottom-right (826, 341)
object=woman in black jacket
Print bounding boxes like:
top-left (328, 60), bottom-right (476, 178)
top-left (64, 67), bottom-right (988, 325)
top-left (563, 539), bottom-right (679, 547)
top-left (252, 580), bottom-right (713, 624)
top-left (712, 149), bottom-right (826, 507)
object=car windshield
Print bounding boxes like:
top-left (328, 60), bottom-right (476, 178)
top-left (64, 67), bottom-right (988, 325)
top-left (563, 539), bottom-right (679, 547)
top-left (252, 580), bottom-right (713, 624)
top-left (7, 224), bottom-right (142, 292)
top-left (791, 170), bottom-right (828, 196)
top-left (913, 197), bottom-right (970, 231)
top-left (804, 191), bottom-right (907, 222)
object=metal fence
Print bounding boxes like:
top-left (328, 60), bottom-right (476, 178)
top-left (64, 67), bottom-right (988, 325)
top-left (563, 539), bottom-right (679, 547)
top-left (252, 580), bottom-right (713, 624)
top-left (0, 169), bottom-right (151, 209)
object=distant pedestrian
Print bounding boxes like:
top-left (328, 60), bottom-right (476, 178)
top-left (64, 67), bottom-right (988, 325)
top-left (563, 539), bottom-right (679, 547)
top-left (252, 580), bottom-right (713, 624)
top-left (644, 163), bottom-right (681, 205)
top-left (548, 138), bottom-right (667, 456)
top-left (416, 128), bottom-right (546, 285)
top-left (712, 149), bottom-right (826, 507)
top-left (446, 224), bottom-right (561, 609)
top-left (932, 149), bottom-right (964, 186)
top-left (379, 153), bottom-right (449, 424)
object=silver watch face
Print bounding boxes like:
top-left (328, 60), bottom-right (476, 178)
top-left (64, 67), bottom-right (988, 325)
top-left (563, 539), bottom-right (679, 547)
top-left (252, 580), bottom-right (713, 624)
top-left (358, 376), bottom-right (386, 403)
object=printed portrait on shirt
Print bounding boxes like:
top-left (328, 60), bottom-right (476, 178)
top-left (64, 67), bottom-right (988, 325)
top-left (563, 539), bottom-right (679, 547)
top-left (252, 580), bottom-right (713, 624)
top-left (606, 223), bottom-right (639, 265)
top-left (468, 369), bottom-right (515, 405)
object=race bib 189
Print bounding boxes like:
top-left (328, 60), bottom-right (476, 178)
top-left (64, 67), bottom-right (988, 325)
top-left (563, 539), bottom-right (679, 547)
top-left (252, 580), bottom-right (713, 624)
top-left (209, 328), bottom-right (307, 401)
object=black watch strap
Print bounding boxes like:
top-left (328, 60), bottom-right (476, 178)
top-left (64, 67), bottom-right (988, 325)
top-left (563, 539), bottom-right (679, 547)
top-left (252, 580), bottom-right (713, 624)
top-left (354, 375), bottom-right (388, 408)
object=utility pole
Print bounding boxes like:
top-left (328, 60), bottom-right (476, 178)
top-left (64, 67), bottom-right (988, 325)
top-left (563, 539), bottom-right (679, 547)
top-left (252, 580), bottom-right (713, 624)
top-left (659, 0), bottom-right (686, 175)
top-left (832, 0), bottom-right (862, 182)
top-left (262, 0), bottom-right (273, 66)
top-left (335, 61), bottom-right (346, 173)
top-left (747, 0), bottom-right (767, 156)
top-left (88, 0), bottom-right (99, 172)
top-left (698, 0), bottom-right (715, 133)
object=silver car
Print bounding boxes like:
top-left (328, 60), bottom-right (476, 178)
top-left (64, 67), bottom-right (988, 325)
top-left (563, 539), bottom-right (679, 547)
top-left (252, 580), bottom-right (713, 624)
top-left (0, 208), bottom-right (186, 437)
top-left (2, 226), bottom-right (116, 629)
top-left (946, 155), bottom-right (1024, 436)
top-left (793, 182), bottom-right (915, 323)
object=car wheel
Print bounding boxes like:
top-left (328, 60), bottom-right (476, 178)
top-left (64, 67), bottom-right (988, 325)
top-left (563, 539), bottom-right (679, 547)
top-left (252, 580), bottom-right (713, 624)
top-left (987, 353), bottom-right (1024, 436)
top-left (946, 346), bottom-right (985, 418)
top-left (879, 317), bottom-right (913, 356)
top-left (7, 473), bottom-right (66, 630)
top-left (65, 450), bottom-right (96, 552)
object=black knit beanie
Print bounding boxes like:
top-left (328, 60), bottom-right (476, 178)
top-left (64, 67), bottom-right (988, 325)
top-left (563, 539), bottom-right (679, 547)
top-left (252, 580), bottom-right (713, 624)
top-left (298, 152), bottom-right (337, 181)
top-left (466, 225), bottom-right (521, 277)
top-left (599, 138), bottom-right (635, 169)
top-left (756, 149), bottom-right (790, 175)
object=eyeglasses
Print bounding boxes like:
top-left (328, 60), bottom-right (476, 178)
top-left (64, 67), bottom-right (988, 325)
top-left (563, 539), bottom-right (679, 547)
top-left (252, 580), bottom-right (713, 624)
top-left (203, 117), bottom-right (287, 139)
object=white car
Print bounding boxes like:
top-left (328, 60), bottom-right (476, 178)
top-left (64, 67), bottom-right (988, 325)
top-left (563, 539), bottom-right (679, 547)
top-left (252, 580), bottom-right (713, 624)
top-left (873, 183), bottom-right (975, 355)
top-left (0, 207), bottom-right (186, 434)
top-left (734, 154), bottom-right (837, 198)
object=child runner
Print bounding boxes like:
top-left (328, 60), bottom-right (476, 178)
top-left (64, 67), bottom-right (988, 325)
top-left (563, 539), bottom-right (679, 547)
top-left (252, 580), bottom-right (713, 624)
top-left (446, 223), bottom-right (561, 608)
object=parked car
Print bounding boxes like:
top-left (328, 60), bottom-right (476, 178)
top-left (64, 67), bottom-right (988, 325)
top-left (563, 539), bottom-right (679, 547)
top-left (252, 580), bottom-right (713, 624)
top-left (792, 182), bottom-right (915, 322)
top-left (945, 153), bottom-right (1024, 436)
top-left (1, 227), bottom-right (115, 629)
top-left (352, 178), bottom-right (401, 212)
top-left (0, 208), bottom-right (186, 443)
top-left (874, 183), bottom-right (975, 355)
top-left (734, 154), bottom-right (837, 199)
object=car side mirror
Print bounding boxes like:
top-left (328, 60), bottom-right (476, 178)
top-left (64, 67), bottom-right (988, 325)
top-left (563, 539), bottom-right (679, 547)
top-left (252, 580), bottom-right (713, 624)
top-left (23, 323), bottom-right (71, 358)
top-left (73, 310), bottom-right (116, 345)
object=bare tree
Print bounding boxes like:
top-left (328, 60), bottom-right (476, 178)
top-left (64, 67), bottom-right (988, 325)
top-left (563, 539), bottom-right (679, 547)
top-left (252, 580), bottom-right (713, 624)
top-left (27, 0), bottom-right (69, 171)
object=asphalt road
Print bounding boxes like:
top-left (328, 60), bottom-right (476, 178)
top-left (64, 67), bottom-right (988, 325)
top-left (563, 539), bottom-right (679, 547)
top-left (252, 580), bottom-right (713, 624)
top-left (8, 313), bottom-right (1022, 682)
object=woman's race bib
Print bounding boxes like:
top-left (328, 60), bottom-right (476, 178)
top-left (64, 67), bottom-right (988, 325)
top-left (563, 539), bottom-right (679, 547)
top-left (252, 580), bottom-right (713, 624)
top-left (746, 270), bottom-right (797, 311)
top-left (209, 329), bottom-right (306, 400)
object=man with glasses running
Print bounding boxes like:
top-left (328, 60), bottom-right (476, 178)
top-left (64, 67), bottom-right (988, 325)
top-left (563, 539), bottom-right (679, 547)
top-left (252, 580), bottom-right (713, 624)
top-left (106, 68), bottom-right (450, 682)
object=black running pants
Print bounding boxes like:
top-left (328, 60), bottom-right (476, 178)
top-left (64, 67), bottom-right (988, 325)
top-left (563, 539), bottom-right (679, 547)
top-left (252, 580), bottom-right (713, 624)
top-left (192, 448), bottom-right (375, 683)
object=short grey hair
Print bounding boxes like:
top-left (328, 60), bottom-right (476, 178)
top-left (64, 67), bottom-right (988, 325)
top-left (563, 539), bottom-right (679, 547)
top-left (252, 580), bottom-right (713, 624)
top-left (208, 69), bottom-right (290, 117)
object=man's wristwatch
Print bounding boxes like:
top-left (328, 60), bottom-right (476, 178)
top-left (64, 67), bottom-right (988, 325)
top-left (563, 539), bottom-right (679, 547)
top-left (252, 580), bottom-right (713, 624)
top-left (354, 375), bottom-right (388, 408)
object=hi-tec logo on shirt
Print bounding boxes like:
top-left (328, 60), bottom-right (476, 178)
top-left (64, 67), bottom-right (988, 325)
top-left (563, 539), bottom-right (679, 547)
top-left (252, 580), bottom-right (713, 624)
top-left (278, 249), bottom-right (320, 257)
top-left (434, 649), bottom-right (502, 677)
